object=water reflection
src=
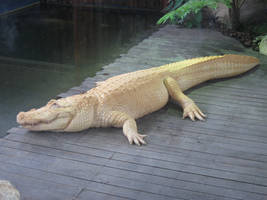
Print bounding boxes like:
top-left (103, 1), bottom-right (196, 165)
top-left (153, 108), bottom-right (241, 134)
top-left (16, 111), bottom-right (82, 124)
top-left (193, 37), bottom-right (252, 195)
top-left (0, 5), bottom-right (159, 136)
top-left (1, 6), bottom-right (158, 70)
top-left (0, 16), bottom-right (18, 52)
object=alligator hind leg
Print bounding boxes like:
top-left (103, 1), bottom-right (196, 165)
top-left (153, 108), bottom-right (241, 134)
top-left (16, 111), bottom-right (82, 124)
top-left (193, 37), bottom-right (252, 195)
top-left (163, 77), bottom-right (206, 121)
top-left (107, 111), bottom-right (147, 145)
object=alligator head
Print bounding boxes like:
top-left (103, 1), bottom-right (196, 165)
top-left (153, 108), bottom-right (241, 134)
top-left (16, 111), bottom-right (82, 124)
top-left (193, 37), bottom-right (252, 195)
top-left (17, 94), bottom-right (97, 132)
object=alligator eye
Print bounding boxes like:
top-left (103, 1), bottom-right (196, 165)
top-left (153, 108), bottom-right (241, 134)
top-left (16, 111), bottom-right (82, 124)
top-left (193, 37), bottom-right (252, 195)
top-left (50, 102), bottom-right (61, 109)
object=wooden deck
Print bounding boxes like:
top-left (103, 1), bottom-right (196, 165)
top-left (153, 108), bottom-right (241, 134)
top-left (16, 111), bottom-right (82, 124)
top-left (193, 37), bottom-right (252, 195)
top-left (1, 25), bottom-right (267, 200)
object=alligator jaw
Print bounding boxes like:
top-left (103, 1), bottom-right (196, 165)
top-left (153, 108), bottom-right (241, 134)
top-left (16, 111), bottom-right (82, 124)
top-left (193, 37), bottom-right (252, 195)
top-left (17, 112), bottom-right (72, 131)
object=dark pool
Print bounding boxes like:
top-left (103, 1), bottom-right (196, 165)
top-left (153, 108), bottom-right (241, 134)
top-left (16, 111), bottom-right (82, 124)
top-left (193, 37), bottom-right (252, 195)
top-left (0, 5), bottom-right (159, 136)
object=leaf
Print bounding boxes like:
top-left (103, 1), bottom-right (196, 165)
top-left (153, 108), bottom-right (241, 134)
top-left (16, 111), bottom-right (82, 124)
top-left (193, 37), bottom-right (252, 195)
top-left (163, 0), bottom-right (174, 12)
top-left (173, 0), bottom-right (185, 10)
top-left (157, 0), bottom-right (232, 25)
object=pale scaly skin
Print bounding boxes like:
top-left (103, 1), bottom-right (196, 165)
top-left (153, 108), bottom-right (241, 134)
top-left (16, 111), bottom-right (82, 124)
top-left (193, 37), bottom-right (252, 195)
top-left (17, 54), bottom-right (259, 145)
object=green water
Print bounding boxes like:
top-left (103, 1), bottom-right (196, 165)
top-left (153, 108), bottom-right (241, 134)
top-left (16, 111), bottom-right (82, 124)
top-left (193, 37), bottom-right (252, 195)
top-left (0, 5), bottom-right (159, 137)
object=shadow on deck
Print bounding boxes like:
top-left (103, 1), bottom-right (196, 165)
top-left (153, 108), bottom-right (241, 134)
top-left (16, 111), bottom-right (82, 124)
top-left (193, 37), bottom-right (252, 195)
top-left (1, 25), bottom-right (267, 200)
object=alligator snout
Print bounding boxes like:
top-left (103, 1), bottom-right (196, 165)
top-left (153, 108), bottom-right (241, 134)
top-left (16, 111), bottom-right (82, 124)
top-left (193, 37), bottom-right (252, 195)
top-left (17, 112), bottom-right (26, 124)
top-left (17, 108), bottom-right (40, 124)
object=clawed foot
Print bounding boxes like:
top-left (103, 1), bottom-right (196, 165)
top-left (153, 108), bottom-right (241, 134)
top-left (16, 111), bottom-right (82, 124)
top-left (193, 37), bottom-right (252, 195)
top-left (183, 102), bottom-right (206, 121)
top-left (125, 132), bottom-right (147, 146)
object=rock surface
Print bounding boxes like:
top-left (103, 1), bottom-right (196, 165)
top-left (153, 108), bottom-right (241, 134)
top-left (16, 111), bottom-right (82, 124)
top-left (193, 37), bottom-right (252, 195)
top-left (259, 35), bottom-right (267, 56)
top-left (0, 180), bottom-right (20, 200)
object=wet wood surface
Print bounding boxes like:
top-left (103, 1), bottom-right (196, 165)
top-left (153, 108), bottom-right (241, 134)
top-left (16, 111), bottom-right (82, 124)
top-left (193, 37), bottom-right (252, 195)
top-left (1, 25), bottom-right (267, 200)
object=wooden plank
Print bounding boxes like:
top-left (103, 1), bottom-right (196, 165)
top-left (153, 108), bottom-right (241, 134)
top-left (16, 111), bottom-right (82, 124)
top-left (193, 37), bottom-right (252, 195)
top-left (148, 110), bottom-right (267, 138)
top-left (6, 128), bottom-right (267, 166)
top-left (3, 130), bottom-right (266, 171)
top-left (0, 147), bottom-right (178, 200)
top-left (93, 174), bottom-right (236, 200)
top-left (71, 126), bottom-right (267, 164)
top-left (0, 168), bottom-right (80, 200)
top-left (0, 161), bottom-right (176, 200)
top-left (76, 189), bottom-right (133, 200)
top-left (3, 130), bottom-right (267, 196)
top-left (0, 139), bottom-right (266, 200)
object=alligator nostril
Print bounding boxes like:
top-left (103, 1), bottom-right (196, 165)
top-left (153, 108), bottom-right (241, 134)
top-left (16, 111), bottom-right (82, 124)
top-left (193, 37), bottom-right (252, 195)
top-left (17, 112), bottom-right (25, 122)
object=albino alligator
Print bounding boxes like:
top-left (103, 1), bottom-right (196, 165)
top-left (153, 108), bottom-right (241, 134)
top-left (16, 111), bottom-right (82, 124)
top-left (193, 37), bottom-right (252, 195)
top-left (17, 54), bottom-right (259, 145)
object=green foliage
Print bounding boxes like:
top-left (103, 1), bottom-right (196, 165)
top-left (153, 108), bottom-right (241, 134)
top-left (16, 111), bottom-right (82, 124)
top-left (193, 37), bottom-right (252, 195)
top-left (252, 23), bottom-right (267, 35)
top-left (185, 11), bottom-right (202, 28)
top-left (157, 0), bottom-right (232, 26)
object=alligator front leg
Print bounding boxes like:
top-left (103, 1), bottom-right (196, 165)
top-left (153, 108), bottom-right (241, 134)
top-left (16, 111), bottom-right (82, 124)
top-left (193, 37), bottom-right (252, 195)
top-left (107, 111), bottom-right (147, 145)
top-left (163, 77), bottom-right (206, 121)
